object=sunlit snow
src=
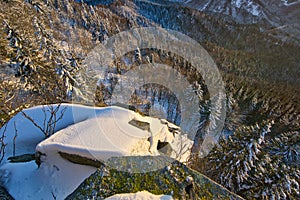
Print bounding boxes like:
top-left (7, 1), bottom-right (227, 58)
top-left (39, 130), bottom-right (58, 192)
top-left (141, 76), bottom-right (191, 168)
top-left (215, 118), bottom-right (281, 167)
top-left (0, 104), bottom-right (193, 199)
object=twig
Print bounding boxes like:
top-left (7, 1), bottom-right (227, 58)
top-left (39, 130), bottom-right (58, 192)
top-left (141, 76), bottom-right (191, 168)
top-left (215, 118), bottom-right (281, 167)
top-left (42, 106), bottom-right (47, 134)
top-left (21, 110), bottom-right (47, 136)
top-left (22, 104), bottom-right (66, 138)
top-left (0, 124), bottom-right (8, 164)
top-left (4, 93), bottom-right (15, 104)
top-left (52, 106), bottom-right (67, 131)
top-left (46, 104), bottom-right (67, 136)
top-left (51, 191), bottom-right (56, 200)
top-left (13, 121), bottom-right (18, 157)
top-left (45, 105), bottom-right (54, 136)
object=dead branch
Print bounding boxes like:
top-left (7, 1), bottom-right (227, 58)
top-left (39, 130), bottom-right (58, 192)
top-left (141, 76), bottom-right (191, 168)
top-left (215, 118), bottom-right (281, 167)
top-left (21, 110), bottom-right (46, 136)
top-left (13, 121), bottom-right (18, 157)
top-left (21, 104), bottom-right (66, 138)
top-left (42, 106), bottom-right (47, 134)
top-left (50, 105), bottom-right (67, 132)
top-left (0, 124), bottom-right (8, 164)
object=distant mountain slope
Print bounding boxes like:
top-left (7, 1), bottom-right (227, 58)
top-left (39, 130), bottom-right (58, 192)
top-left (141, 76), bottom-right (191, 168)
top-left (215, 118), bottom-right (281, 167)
top-left (163, 0), bottom-right (300, 42)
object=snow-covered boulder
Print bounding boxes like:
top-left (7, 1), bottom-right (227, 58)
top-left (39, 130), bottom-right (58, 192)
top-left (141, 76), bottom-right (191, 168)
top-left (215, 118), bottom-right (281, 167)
top-left (0, 104), bottom-right (104, 163)
top-left (35, 105), bottom-right (192, 168)
top-left (105, 191), bottom-right (173, 200)
top-left (0, 104), bottom-right (193, 199)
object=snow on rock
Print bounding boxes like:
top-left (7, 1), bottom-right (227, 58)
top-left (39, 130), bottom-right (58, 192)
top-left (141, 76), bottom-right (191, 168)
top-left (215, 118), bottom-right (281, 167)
top-left (105, 191), bottom-right (173, 200)
top-left (0, 159), bottom-right (96, 200)
top-left (0, 104), bottom-right (193, 199)
top-left (36, 105), bottom-right (192, 165)
top-left (179, 0), bottom-right (265, 21)
top-left (0, 104), bottom-right (103, 163)
top-left (232, 0), bottom-right (262, 16)
top-left (281, 0), bottom-right (300, 6)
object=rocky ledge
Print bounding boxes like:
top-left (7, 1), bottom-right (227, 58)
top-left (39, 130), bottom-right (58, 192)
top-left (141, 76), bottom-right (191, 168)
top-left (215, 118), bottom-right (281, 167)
top-left (67, 156), bottom-right (244, 200)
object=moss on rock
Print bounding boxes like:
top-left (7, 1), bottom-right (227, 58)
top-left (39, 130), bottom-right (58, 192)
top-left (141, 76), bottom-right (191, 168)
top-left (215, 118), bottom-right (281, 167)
top-left (67, 156), bottom-right (244, 199)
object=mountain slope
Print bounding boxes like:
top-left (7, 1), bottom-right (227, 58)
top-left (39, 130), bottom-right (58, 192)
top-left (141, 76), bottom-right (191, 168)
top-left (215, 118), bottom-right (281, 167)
top-left (164, 0), bottom-right (300, 43)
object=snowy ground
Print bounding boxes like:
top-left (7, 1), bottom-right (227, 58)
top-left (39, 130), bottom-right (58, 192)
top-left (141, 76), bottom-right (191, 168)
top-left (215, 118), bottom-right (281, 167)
top-left (105, 191), bottom-right (173, 200)
top-left (0, 104), bottom-right (193, 199)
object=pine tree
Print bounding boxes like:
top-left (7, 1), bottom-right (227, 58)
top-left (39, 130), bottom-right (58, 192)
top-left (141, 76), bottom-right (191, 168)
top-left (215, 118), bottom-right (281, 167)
top-left (200, 120), bottom-right (299, 199)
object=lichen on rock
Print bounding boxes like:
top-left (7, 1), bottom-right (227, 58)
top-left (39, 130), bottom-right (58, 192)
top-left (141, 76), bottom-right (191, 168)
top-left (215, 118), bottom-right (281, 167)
top-left (67, 156), bottom-right (244, 200)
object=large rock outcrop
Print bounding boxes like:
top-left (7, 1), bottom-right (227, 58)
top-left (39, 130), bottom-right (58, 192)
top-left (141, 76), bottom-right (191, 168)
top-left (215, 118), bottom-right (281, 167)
top-left (67, 156), bottom-right (244, 200)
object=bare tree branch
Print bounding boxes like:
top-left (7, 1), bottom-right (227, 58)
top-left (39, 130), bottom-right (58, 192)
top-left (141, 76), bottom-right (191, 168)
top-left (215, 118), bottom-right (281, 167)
top-left (21, 104), bottom-right (66, 138)
top-left (0, 124), bottom-right (8, 164)
top-left (42, 106), bottom-right (47, 134)
top-left (48, 105), bottom-right (67, 134)
top-left (13, 121), bottom-right (18, 157)
top-left (21, 110), bottom-right (46, 136)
